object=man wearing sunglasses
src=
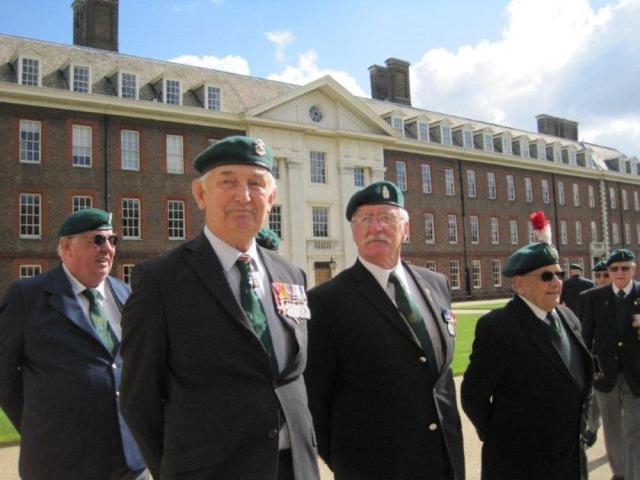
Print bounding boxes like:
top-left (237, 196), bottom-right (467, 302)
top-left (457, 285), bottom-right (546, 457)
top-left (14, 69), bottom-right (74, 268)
top-left (462, 239), bottom-right (593, 480)
top-left (581, 249), bottom-right (640, 480)
top-left (0, 208), bottom-right (146, 480)
top-left (561, 263), bottom-right (594, 314)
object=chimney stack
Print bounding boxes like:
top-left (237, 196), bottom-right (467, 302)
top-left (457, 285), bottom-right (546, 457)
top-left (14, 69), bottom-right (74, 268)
top-left (369, 58), bottom-right (411, 106)
top-left (536, 114), bottom-right (578, 141)
top-left (72, 0), bottom-right (119, 52)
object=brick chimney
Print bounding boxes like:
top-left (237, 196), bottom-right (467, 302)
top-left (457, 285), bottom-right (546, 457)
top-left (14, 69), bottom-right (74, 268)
top-left (72, 0), bottom-right (119, 52)
top-left (369, 58), bottom-right (411, 106)
top-left (536, 114), bottom-right (578, 141)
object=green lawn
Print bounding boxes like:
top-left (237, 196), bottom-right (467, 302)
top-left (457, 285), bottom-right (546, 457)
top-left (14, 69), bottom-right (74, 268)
top-left (0, 409), bottom-right (19, 446)
top-left (452, 312), bottom-right (482, 376)
top-left (452, 298), bottom-right (509, 310)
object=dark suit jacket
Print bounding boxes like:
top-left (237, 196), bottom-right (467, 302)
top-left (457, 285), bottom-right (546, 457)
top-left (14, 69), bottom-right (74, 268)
top-left (561, 275), bottom-right (594, 313)
top-left (581, 281), bottom-right (640, 396)
top-left (120, 233), bottom-right (320, 480)
top-left (461, 296), bottom-right (593, 480)
top-left (305, 260), bottom-right (465, 480)
top-left (0, 265), bottom-right (145, 480)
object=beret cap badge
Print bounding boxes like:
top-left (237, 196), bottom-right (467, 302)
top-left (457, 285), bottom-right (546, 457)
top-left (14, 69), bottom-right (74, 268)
top-left (253, 139), bottom-right (266, 156)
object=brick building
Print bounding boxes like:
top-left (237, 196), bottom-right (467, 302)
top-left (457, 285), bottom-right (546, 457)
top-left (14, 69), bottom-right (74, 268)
top-left (1, 1), bottom-right (639, 299)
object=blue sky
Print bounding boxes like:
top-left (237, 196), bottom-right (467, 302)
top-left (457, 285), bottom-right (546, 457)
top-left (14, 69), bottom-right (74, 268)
top-left (1, 0), bottom-right (638, 157)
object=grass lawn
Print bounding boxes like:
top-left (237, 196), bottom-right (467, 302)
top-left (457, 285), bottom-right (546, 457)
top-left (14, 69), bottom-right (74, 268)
top-left (0, 409), bottom-right (19, 446)
top-left (452, 298), bottom-right (509, 311)
top-left (452, 312), bottom-right (482, 376)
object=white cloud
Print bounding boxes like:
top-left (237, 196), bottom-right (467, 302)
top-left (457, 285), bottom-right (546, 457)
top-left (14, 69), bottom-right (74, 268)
top-left (410, 0), bottom-right (640, 157)
top-left (265, 30), bottom-right (295, 62)
top-left (268, 49), bottom-right (367, 96)
top-left (168, 54), bottom-right (250, 75)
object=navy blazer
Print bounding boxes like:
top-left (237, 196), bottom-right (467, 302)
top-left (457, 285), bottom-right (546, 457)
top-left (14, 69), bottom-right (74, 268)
top-left (305, 259), bottom-right (465, 480)
top-left (461, 296), bottom-right (593, 480)
top-left (581, 281), bottom-right (640, 396)
top-left (120, 233), bottom-right (320, 480)
top-left (0, 264), bottom-right (145, 480)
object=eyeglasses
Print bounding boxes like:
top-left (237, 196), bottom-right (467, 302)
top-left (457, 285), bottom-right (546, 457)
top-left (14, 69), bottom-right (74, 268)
top-left (351, 212), bottom-right (402, 227)
top-left (609, 265), bottom-right (632, 272)
top-left (594, 272), bottom-right (609, 278)
top-left (70, 234), bottom-right (119, 247)
top-left (525, 271), bottom-right (566, 282)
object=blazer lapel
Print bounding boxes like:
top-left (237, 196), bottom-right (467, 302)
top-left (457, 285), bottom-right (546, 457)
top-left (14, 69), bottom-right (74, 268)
top-left (183, 233), bottom-right (254, 336)
top-left (513, 296), bottom-right (577, 386)
top-left (45, 265), bottom-right (106, 348)
top-left (351, 260), bottom-right (418, 347)
top-left (404, 262), bottom-right (452, 372)
top-left (107, 276), bottom-right (128, 312)
top-left (258, 247), bottom-right (304, 378)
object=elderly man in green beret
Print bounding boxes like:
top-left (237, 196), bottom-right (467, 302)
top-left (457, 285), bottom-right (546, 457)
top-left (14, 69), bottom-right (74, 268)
top-left (582, 249), bottom-right (640, 480)
top-left (0, 208), bottom-right (147, 480)
top-left (462, 233), bottom-right (593, 480)
top-left (120, 136), bottom-right (320, 480)
top-left (305, 181), bottom-right (465, 480)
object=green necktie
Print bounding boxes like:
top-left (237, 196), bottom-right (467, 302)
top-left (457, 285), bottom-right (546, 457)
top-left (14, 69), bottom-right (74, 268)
top-left (236, 255), bottom-right (278, 373)
top-left (546, 311), bottom-right (561, 336)
top-left (82, 288), bottom-right (119, 356)
top-left (388, 272), bottom-right (438, 376)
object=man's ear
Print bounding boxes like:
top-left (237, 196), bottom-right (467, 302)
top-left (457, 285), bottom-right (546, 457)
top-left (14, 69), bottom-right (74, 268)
top-left (192, 179), bottom-right (206, 210)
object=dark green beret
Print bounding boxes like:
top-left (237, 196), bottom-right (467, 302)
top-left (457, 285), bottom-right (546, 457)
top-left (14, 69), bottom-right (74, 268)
top-left (569, 263), bottom-right (583, 271)
top-left (256, 228), bottom-right (280, 251)
top-left (58, 208), bottom-right (112, 236)
top-left (345, 181), bottom-right (404, 221)
top-left (606, 248), bottom-right (636, 266)
top-left (193, 135), bottom-right (273, 174)
top-left (592, 260), bottom-right (607, 272)
top-left (502, 241), bottom-right (560, 277)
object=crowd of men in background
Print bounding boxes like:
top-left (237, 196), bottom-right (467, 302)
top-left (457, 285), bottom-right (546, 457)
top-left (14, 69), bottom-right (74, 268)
top-left (0, 135), bottom-right (638, 480)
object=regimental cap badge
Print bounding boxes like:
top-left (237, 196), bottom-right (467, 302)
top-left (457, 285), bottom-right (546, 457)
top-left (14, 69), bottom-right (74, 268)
top-left (382, 185), bottom-right (390, 199)
top-left (107, 213), bottom-right (113, 224)
top-left (253, 139), bottom-right (266, 156)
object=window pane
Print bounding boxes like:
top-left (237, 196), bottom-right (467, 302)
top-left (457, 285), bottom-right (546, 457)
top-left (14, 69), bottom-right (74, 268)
top-left (165, 79), bottom-right (181, 105)
top-left (72, 125), bottom-right (92, 167)
top-left (310, 151), bottom-right (326, 184)
top-left (21, 57), bottom-right (39, 86)
top-left (168, 200), bottom-right (185, 239)
top-left (395, 161), bottom-right (407, 191)
top-left (121, 73), bottom-right (137, 99)
top-left (122, 198), bottom-right (141, 239)
top-left (72, 195), bottom-right (93, 212)
top-left (72, 65), bottom-right (90, 93)
top-left (269, 205), bottom-right (283, 239)
top-left (166, 135), bottom-right (184, 174)
top-left (20, 193), bottom-right (41, 238)
top-left (121, 130), bottom-right (140, 171)
top-left (207, 86), bottom-right (221, 110)
top-left (312, 207), bottom-right (328, 237)
top-left (20, 120), bottom-right (41, 163)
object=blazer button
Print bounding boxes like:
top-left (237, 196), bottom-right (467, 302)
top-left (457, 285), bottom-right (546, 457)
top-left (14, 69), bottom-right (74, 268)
top-left (111, 363), bottom-right (118, 369)
top-left (115, 390), bottom-right (120, 398)
top-left (618, 341), bottom-right (624, 347)
top-left (268, 429), bottom-right (279, 439)
top-left (418, 356), bottom-right (427, 363)
top-left (428, 423), bottom-right (438, 431)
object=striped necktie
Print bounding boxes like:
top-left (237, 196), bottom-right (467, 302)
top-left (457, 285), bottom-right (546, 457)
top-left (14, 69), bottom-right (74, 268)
top-left (82, 288), bottom-right (119, 356)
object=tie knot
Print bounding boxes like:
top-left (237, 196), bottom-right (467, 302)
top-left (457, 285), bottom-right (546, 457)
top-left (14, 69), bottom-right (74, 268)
top-left (388, 271), bottom-right (402, 288)
top-left (617, 290), bottom-right (626, 299)
top-left (236, 255), bottom-right (253, 272)
top-left (82, 288), bottom-right (99, 304)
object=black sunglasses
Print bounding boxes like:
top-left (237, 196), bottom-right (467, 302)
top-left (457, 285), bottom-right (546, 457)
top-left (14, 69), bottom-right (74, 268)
top-left (595, 272), bottom-right (609, 278)
top-left (526, 271), bottom-right (566, 282)
top-left (72, 234), bottom-right (119, 247)
top-left (609, 265), bottom-right (632, 272)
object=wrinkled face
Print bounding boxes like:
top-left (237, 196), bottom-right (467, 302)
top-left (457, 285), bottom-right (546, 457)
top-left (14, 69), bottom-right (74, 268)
top-left (351, 204), bottom-right (409, 270)
top-left (60, 229), bottom-right (115, 288)
top-left (608, 261), bottom-right (636, 290)
top-left (192, 164), bottom-right (276, 250)
top-left (594, 270), bottom-right (610, 287)
top-left (512, 264), bottom-right (564, 312)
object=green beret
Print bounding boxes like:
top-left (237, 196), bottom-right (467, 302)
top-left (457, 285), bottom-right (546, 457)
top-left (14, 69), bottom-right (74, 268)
top-left (569, 263), bottom-right (583, 271)
top-left (193, 135), bottom-right (273, 174)
top-left (592, 260), bottom-right (607, 272)
top-left (502, 241), bottom-right (560, 277)
top-left (256, 228), bottom-right (280, 251)
top-left (606, 248), bottom-right (636, 266)
top-left (58, 208), bottom-right (112, 236)
top-left (346, 181), bottom-right (404, 221)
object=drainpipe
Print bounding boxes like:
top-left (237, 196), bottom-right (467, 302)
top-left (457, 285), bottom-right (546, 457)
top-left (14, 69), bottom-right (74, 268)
top-left (457, 160), bottom-right (471, 298)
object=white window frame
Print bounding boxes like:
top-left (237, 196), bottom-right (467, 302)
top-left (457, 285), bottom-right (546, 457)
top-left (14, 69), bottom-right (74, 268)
top-left (542, 179), bottom-right (550, 204)
top-left (463, 130), bottom-right (474, 149)
top-left (164, 79), bottom-right (182, 105)
top-left (622, 189), bottom-right (629, 210)
top-left (311, 151), bottom-right (327, 184)
top-left (312, 206), bottom-right (329, 238)
top-left (421, 164), bottom-right (432, 194)
top-left (19, 56), bottom-right (41, 86)
top-left (470, 216), bottom-right (480, 244)
top-left (425, 260), bottom-right (437, 272)
top-left (19, 119), bottom-right (41, 164)
top-left (424, 214), bottom-right (435, 244)
top-left (72, 124), bottom-right (92, 167)
top-left (591, 221), bottom-right (598, 242)
top-left (269, 205), bottom-right (283, 239)
top-left (122, 264), bottom-right (135, 285)
top-left (491, 217), bottom-right (499, 244)
top-left (467, 170), bottom-right (476, 198)
top-left (576, 221), bottom-right (583, 245)
top-left (487, 173), bottom-right (496, 200)
top-left (441, 126), bottom-right (452, 146)
top-left (391, 116), bottom-right (404, 135)
top-left (449, 260), bottom-right (460, 290)
top-left (353, 167), bottom-right (365, 188)
top-left (560, 220), bottom-right (568, 245)
top-left (492, 259), bottom-right (502, 287)
top-left (612, 222), bottom-right (620, 244)
top-left (573, 183), bottom-right (580, 207)
top-left (121, 130), bottom-right (140, 171)
top-left (72, 195), bottom-right (93, 212)
top-left (610, 187), bottom-right (617, 209)
top-left (472, 260), bottom-right (482, 289)
top-left (483, 134), bottom-right (494, 152)
top-left (395, 161), bottom-right (407, 191)
top-left (206, 85), bottom-right (221, 111)
top-left (418, 122), bottom-right (429, 142)
top-left (507, 175), bottom-right (515, 201)
top-left (635, 191), bottom-right (640, 211)
top-left (589, 185), bottom-right (596, 208)
top-left (557, 181), bottom-right (565, 206)
top-left (19, 264), bottom-right (42, 278)
top-left (166, 134), bottom-right (184, 174)
top-left (19, 192), bottom-right (41, 238)
top-left (120, 72), bottom-right (138, 99)
top-left (448, 215), bottom-right (458, 244)
top-left (625, 222), bottom-right (632, 245)
top-left (71, 64), bottom-right (91, 93)
top-left (122, 198), bottom-right (141, 239)
top-left (445, 168), bottom-right (455, 196)
top-left (510, 219), bottom-right (518, 245)
top-left (167, 200), bottom-right (186, 240)
top-left (525, 177), bottom-right (533, 203)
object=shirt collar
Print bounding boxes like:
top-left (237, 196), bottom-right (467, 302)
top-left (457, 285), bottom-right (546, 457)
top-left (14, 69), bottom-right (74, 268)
top-left (518, 294), bottom-right (554, 322)
top-left (612, 281), bottom-right (634, 296)
top-left (61, 263), bottom-right (107, 299)
top-left (203, 226), bottom-right (260, 273)
top-left (358, 256), bottom-right (404, 290)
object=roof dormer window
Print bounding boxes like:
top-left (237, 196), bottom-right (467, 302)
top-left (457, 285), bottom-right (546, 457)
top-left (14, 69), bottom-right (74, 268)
top-left (474, 129), bottom-right (494, 152)
top-left (512, 137), bottom-right (529, 157)
top-left (18, 55), bottom-right (41, 87)
top-left (206, 85), bottom-right (221, 111)
top-left (452, 125), bottom-right (473, 148)
top-left (430, 121), bottom-right (453, 146)
top-left (164, 79), bottom-right (181, 105)
top-left (418, 122), bottom-right (429, 142)
top-left (391, 116), bottom-right (404, 136)
top-left (463, 130), bottom-right (473, 149)
top-left (71, 64), bottom-right (91, 93)
top-left (120, 72), bottom-right (138, 99)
